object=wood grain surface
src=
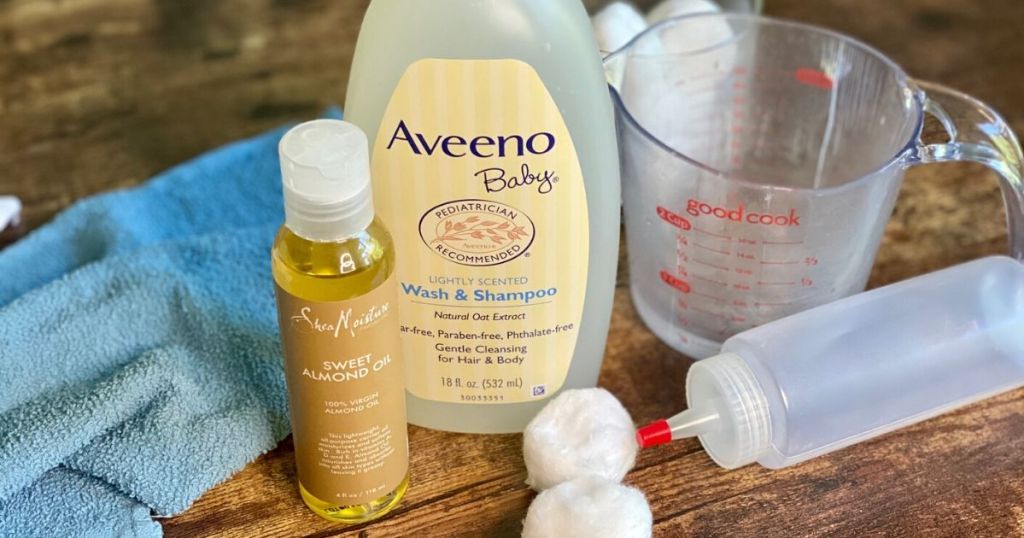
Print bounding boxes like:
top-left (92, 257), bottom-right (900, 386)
top-left (3, 0), bottom-right (1024, 536)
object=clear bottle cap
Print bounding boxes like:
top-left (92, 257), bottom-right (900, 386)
top-left (637, 352), bottom-right (771, 469)
top-left (278, 119), bottom-right (374, 241)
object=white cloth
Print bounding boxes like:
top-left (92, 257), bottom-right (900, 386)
top-left (592, 0), bottom-right (726, 57)
top-left (593, 2), bottom-right (648, 54)
top-left (647, 0), bottom-right (724, 25)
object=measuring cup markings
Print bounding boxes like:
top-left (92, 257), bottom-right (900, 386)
top-left (692, 227), bottom-right (733, 240)
top-left (692, 258), bottom-right (732, 272)
top-left (610, 11), bottom-right (1023, 357)
top-left (666, 209), bottom-right (822, 333)
top-left (692, 274), bottom-right (730, 287)
top-left (693, 242), bottom-right (732, 256)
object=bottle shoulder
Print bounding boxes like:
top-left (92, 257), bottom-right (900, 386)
top-left (347, 0), bottom-right (612, 131)
top-left (272, 219), bottom-right (395, 302)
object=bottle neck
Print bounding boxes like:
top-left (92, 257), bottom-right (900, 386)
top-left (283, 184), bottom-right (375, 243)
top-left (676, 353), bottom-right (772, 469)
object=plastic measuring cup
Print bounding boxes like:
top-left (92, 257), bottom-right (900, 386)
top-left (605, 14), bottom-right (1024, 358)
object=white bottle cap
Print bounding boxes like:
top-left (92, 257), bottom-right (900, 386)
top-left (0, 196), bottom-right (21, 229)
top-left (279, 120), bottom-right (375, 241)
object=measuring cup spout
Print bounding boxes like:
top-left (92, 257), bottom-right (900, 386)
top-left (603, 48), bottom-right (628, 94)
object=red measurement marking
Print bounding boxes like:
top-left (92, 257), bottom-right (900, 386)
top-left (694, 259), bottom-right (731, 271)
top-left (660, 271), bottom-right (691, 293)
top-left (657, 206), bottom-right (692, 230)
top-left (763, 240), bottom-right (804, 246)
top-left (694, 243), bottom-right (731, 256)
top-left (694, 275), bottom-right (729, 287)
top-left (760, 260), bottom-right (800, 265)
top-left (736, 252), bottom-right (756, 261)
top-left (692, 291), bottom-right (727, 303)
top-left (694, 228), bottom-right (734, 241)
top-left (691, 305), bottom-right (725, 319)
top-left (795, 68), bottom-right (834, 90)
top-left (738, 238), bottom-right (758, 246)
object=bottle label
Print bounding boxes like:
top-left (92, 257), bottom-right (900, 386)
top-left (371, 59), bottom-right (590, 404)
top-left (275, 274), bottom-right (408, 506)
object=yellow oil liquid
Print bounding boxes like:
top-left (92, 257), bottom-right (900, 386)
top-left (271, 219), bottom-right (409, 524)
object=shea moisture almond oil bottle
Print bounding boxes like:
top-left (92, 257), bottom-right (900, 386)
top-left (272, 120), bottom-right (409, 523)
top-left (346, 0), bottom-right (621, 433)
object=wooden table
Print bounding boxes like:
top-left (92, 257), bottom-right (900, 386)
top-left (3, 0), bottom-right (1024, 536)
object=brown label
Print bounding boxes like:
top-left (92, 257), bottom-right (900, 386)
top-left (275, 274), bottom-right (408, 506)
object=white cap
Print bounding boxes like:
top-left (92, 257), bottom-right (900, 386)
top-left (279, 120), bottom-right (375, 241)
top-left (0, 196), bottom-right (21, 229)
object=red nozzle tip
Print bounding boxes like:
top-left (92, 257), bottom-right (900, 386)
top-left (636, 419), bottom-right (673, 449)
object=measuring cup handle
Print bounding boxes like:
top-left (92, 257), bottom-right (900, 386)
top-left (912, 80), bottom-right (1024, 260)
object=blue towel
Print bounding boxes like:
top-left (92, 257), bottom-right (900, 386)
top-left (0, 113), bottom-right (327, 536)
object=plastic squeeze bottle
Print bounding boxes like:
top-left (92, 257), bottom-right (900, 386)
top-left (272, 120), bottom-right (408, 523)
top-left (345, 0), bottom-right (621, 433)
top-left (638, 257), bottom-right (1024, 469)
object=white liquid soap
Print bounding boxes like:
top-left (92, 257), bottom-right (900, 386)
top-left (345, 0), bottom-right (621, 433)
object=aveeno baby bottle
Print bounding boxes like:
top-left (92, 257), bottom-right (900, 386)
top-left (346, 0), bottom-right (620, 433)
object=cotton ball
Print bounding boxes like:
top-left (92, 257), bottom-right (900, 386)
top-left (592, 2), bottom-right (649, 55)
top-left (523, 388), bottom-right (637, 491)
top-left (647, 0), bottom-right (722, 25)
top-left (522, 476), bottom-right (653, 538)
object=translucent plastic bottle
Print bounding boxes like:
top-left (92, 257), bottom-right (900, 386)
top-left (637, 256), bottom-right (1024, 469)
top-left (272, 120), bottom-right (408, 523)
top-left (345, 0), bottom-right (620, 433)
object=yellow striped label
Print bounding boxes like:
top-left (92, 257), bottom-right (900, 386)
top-left (371, 59), bottom-right (589, 404)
